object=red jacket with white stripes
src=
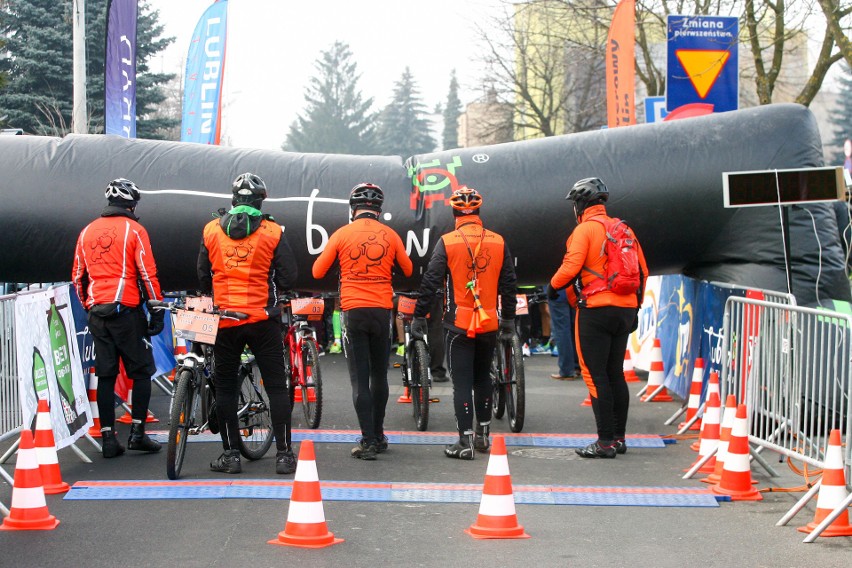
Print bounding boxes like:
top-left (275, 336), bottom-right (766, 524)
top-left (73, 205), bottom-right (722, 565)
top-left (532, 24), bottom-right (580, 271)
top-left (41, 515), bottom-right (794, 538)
top-left (71, 207), bottom-right (162, 309)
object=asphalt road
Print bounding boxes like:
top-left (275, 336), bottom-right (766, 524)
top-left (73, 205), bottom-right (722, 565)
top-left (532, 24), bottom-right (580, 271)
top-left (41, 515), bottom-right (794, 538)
top-left (1, 352), bottom-right (850, 567)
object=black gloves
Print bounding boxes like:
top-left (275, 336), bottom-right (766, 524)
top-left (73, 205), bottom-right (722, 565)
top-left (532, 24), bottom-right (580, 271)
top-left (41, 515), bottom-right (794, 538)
top-left (498, 318), bottom-right (515, 341)
top-left (546, 283), bottom-right (560, 300)
top-left (146, 304), bottom-right (165, 337)
top-left (411, 317), bottom-right (428, 341)
top-left (629, 309), bottom-right (640, 333)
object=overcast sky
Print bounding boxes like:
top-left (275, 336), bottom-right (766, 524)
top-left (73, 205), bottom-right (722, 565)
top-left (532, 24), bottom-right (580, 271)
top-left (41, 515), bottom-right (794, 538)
top-left (147, 0), bottom-right (505, 150)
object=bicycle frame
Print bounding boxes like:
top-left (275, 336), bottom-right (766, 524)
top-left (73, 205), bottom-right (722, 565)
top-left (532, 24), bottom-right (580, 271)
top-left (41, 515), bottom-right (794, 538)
top-left (283, 303), bottom-right (319, 388)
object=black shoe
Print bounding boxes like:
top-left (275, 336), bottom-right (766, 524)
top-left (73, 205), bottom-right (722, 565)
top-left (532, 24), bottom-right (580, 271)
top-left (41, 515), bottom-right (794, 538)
top-left (376, 435), bottom-right (389, 454)
top-left (432, 373), bottom-right (449, 383)
top-left (276, 449), bottom-right (297, 474)
top-left (575, 441), bottom-right (617, 459)
top-left (127, 423), bottom-right (161, 453)
top-left (473, 423), bottom-right (490, 453)
top-left (210, 449), bottom-right (242, 474)
top-left (445, 434), bottom-right (475, 460)
top-left (615, 439), bottom-right (627, 455)
top-left (101, 429), bottom-right (125, 458)
top-left (351, 438), bottom-right (377, 460)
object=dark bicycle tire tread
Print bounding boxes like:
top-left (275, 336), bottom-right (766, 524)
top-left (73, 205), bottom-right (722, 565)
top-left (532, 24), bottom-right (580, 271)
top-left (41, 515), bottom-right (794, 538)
top-left (167, 370), bottom-right (194, 480)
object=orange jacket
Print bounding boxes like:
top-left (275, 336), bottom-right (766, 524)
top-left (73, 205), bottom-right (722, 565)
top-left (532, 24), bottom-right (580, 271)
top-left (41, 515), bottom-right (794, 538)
top-left (550, 205), bottom-right (648, 309)
top-left (414, 215), bottom-right (517, 335)
top-left (72, 208), bottom-right (162, 309)
top-left (199, 217), bottom-right (297, 327)
top-left (312, 215), bottom-right (412, 311)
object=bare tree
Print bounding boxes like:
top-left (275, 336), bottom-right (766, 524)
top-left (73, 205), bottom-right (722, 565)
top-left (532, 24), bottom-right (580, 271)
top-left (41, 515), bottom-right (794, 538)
top-left (475, 0), bottom-right (611, 139)
top-left (475, 0), bottom-right (851, 139)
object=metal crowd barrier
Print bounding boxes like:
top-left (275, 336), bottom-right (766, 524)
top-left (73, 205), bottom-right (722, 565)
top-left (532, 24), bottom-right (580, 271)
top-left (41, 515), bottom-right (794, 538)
top-left (0, 293), bottom-right (21, 446)
top-left (721, 296), bottom-right (852, 541)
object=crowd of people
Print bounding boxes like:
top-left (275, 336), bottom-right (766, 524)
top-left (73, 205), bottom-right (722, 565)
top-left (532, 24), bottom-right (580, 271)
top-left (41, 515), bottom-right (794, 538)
top-left (71, 173), bottom-right (645, 473)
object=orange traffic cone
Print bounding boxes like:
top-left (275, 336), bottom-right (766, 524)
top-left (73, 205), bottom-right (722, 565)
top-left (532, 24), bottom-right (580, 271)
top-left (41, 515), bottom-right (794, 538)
top-left (0, 429), bottom-right (59, 531)
top-left (703, 394), bottom-right (737, 485)
top-left (711, 404), bottom-right (762, 501)
top-left (465, 435), bottom-right (530, 539)
top-left (33, 399), bottom-right (70, 495)
top-left (397, 386), bottom-right (412, 404)
top-left (581, 394), bottom-right (592, 407)
top-left (684, 392), bottom-right (720, 475)
top-left (797, 429), bottom-right (852, 536)
top-left (268, 440), bottom-right (343, 548)
top-left (641, 338), bottom-right (673, 402)
top-left (623, 349), bottom-right (639, 383)
top-left (679, 358), bottom-right (704, 431)
top-left (117, 388), bottom-right (159, 424)
top-left (692, 371), bottom-right (720, 451)
top-left (86, 368), bottom-right (102, 437)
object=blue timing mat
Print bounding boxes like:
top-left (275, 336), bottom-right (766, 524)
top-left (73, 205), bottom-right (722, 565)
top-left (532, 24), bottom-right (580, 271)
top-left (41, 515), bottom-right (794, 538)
top-left (147, 429), bottom-right (669, 449)
top-left (65, 479), bottom-right (721, 508)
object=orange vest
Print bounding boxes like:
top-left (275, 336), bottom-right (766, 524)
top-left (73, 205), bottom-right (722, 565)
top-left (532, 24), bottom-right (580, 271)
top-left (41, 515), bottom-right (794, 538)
top-left (442, 217), bottom-right (504, 334)
top-left (202, 218), bottom-right (281, 327)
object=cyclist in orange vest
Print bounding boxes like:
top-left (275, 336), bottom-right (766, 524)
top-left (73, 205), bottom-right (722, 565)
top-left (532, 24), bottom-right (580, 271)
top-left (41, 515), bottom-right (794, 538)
top-left (549, 178), bottom-right (648, 458)
top-left (198, 173), bottom-right (298, 475)
top-left (412, 187), bottom-right (517, 460)
top-left (312, 183), bottom-right (413, 460)
top-left (72, 178), bottom-right (163, 458)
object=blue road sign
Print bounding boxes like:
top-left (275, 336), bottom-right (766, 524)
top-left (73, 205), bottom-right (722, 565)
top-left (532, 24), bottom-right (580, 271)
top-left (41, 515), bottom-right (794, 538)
top-left (666, 15), bottom-right (738, 113)
top-left (645, 96), bottom-right (668, 123)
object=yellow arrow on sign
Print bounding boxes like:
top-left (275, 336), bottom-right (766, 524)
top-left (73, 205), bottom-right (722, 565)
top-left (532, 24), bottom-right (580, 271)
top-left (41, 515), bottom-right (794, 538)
top-left (675, 50), bottom-right (730, 98)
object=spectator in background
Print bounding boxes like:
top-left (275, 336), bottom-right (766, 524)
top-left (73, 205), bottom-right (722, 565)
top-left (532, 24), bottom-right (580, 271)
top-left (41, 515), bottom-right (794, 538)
top-left (547, 288), bottom-right (581, 380)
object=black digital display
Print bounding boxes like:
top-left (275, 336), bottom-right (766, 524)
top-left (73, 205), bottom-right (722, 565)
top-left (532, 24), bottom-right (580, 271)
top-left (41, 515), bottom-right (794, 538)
top-left (723, 167), bottom-right (845, 208)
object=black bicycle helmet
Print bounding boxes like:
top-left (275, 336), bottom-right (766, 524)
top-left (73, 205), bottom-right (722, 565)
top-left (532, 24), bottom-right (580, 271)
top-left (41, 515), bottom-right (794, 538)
top-left (232, 173), bottom-right (267, 207)
top-left (449, 186), bottom-right (483, 215)
top-left (105, 178), bottom-right (141, 204)
top-left (566, 177), bottom-right (609, 203)
top-left (349, 182), bottom-right (384, 212)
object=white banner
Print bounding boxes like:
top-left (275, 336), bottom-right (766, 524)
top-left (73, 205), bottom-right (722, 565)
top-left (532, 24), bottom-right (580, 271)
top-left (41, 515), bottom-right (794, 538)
top-left (15, 285), bottom-right (91, 449)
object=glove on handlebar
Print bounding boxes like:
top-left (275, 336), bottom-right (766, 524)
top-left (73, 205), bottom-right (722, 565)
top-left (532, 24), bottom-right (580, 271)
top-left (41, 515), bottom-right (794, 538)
top-left (411, 317), bottom-right (428, 341)
top-left (498, 318), bottom-right (515, 341)
top-left (146, 304), bottom-right (165, 337)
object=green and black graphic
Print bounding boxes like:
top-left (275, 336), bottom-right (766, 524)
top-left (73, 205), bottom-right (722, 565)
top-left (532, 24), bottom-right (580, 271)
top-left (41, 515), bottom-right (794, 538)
top-left (47, 298), bottom-right (87, 431)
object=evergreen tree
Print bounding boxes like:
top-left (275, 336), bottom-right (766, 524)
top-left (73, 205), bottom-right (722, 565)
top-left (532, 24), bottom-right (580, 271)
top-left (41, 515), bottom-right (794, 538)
top-left (375, 67), bottom-right (435, 157)
top-left (284, 41), bottom-right (377, 154)
top-left (829, 63), bottom-right (852, 166)
top-left (442, 69), bottom-right (461, 151)
top-left (0, 0), bottom-right (175, 137)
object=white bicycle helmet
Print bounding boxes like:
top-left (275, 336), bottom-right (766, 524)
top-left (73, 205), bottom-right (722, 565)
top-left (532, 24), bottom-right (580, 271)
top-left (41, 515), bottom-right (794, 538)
top-left (105, 178), bottom-right (141, 203)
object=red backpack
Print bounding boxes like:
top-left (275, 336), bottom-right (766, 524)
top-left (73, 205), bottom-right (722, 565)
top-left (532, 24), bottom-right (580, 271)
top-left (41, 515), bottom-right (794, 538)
top-left (580, 217), bottom-right (641, 299)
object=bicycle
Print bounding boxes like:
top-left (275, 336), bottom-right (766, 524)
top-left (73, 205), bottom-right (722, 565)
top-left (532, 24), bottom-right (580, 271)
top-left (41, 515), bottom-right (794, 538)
top-left (394, 292), bottom-right (430, 431)
top-left (280, 294), bottom-right (323, 429)
top-left (150, 297), bottom-right (273, 480)
top-left (491, 293), bottom-right (528, 433)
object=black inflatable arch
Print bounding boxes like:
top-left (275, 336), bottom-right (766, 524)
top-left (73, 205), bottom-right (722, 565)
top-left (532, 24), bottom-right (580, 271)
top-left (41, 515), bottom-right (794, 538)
top-left (0, 103), bottom-right (847, 304)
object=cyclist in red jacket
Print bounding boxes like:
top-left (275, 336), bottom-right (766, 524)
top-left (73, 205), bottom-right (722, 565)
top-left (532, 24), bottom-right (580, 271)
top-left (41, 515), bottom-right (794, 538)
top-left (72, 178), bottom-right (163, 458)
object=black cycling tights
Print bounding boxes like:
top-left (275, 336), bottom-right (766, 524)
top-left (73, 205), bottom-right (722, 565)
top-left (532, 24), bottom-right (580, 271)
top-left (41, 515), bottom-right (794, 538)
top-left (96, 374), bottom-right (152, 428)
top-left (445, 329), bottom-right (496, 435)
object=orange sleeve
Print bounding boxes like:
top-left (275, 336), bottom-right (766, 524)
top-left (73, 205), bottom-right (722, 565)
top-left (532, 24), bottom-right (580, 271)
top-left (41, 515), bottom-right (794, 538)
top-left (550, 225), bottom-right (592, 290)
top-left (312, 231), bottom-right (339, 279)
top-left (394, 231), bottom-right (413, 277)
top-left (134, 225), bottom-right (162, 301)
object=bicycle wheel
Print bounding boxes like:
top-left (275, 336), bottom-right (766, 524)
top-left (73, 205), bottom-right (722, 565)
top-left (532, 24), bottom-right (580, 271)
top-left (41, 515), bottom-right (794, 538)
top-left (167, 369), bottom-right (196, 480)
top-left (503, 335), bottom-right (526, 433)
top-left (491, 347), bottom-right (506, 419)
top-left (300, 338), bottom-right (323, 429)
top-left (409, 339), bottom-right (430, 431)
top-left (236, 361), bottom-right (274, 460)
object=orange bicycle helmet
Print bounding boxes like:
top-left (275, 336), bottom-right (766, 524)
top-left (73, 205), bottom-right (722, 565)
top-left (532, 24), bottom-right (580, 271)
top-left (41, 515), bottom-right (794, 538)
top-left (449, 186), bottom-right (482, 214)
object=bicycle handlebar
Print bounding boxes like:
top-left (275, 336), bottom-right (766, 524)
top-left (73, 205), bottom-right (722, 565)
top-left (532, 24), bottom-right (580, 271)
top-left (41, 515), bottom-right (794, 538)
top-left (148, 299), bottom-right (248, 320)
